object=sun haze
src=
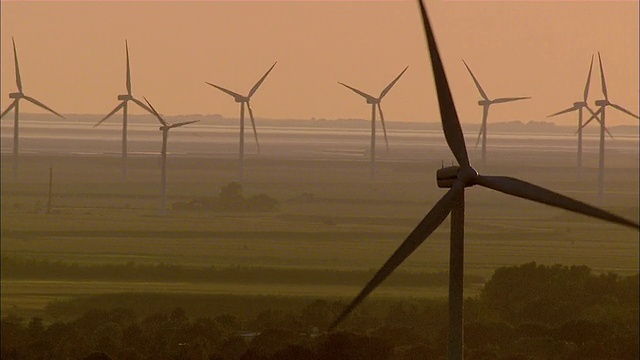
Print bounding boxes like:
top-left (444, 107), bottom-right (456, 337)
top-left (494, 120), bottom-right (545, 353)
top-left (1, 0), bottom-right (638, 125)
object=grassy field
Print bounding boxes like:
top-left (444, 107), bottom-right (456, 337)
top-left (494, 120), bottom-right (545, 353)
top-left (1, 131), bottom-right (638, 321)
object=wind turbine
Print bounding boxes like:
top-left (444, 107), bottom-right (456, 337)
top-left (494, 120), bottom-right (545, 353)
top-left (93, 41), bottom-right (155, 181)
top-left (584, 52), bottom-right (639, 204)
top-left (144, 98), bottom-right (198, 217)
top-left (463, 60), bottom-right (530, 166)
top-left (205, 62), bottom-right (277, 181)
top-left (329, 3), bottom-right (639, 360)
top-left (1, 38), bottom-right (65, 174)
top-left (547, 55), bottom-right (606, 171)
top-left (338, 66), bottom-right (409, 180)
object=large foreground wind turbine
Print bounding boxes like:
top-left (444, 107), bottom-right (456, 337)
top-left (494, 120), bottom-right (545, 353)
top-left (547, 55), bottom-right (604, 170)
top-left (585, 52), bottom-right (639, 204)
top-left (205, 62), bottom-right (277, 181)
top-left (329, 3), bottom-right (639, 360)
top-left (1, 38), bottom-right (65, 174)
top-left (93, 41), bottom-right (155, 180)
top-left (463, 60), bottom-right (530, 166)
top-left (338, 66), bottom-right (408, 180)
top-left (144, 98), bottom-right (198, 217)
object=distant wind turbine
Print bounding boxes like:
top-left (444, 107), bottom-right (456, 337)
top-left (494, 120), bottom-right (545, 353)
top-left (93, 41), bottom-right (155, 181)
top-left (585, 52), bottom-right (640, 203)
top-left (1, 38), bottom-right (65, 174)
top-left (205, 62), bottom-right (277, 181)
top-left (548, 55), bottom-right (608, 170)
top-left (463, 60), bottom-right (530, 166)
top-left (144, 98), bottom-right (198, 217)
top-left (338, 66), bottom-right (408, 180)
top-left (329, 3), bottom-right (639, 360)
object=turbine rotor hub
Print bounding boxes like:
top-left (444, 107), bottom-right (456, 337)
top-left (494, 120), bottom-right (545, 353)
top-left (436, 165), bottom-right (478, 188)
top-left (9, 92), bottom-right (23, 99)
top-left (458, 165), bottom-right (479, 186)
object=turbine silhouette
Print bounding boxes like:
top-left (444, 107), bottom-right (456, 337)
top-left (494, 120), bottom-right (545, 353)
top-left (548, 55), bottom-right (607, 170)
top-left (463, 60), bottom-right (530, 166)
top-left (144, 98), bottom-right (198, 217)
top-left (329, 3), bottom-right (640, 360)
top-left (93, 41), bottom-right (155, 181)
top-left (338, 66), bottom-right (408, 180)
top-left (206, 62), bottom-right (277, 181)
top-left (1, 38), bottom-right (65, 174)
top-left (583, 52), bottom-right (639, 204)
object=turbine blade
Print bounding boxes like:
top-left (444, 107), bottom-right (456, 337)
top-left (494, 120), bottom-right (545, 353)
top-left (491, 96), bottom-right (531, 104)
top-left (597, 52), bottom-right (608, 101)
top-left (1, 100), bottom-right (18, 120)
top-left (143, 97), bottom-right (167, 126)
top-left (12, 38), bottom-right (23, 93)
top-left (94, 102), bottom-right (126, 127)
top-left (547, 106), bottom-right (578, 118)
top-left (418, 0), bottom-right (469, 167)
top-left (477, 175), bottom-right (639, 230)
top-left (462, 60), bottom-right (489, 101)
top-left (125, 40), bottom-right (132, 95)
top-left (583, 106), bottom-right (602, 127)
top-left (338, 82), bottom-right (375, 101)
top-left (23, 96), bottom-right (65, 118)
top-left (575, 117), bottom-right (595, 135)
top-left (583, 54), bottom-right (594, 102)
top-left (131, 97), bottom-right (155, 115)
top-left (330, 182), bottom-right (463, 330)
top-left (475, 128), bottom-right (482, 147)
top-left (610, 103), bottom-right (640, 120)
top-left (585, 105), bottom-right (599, 118)
top-left (604, 125), bottom-right (614, 140)
top-left (377, 103), bottom-right (390, 152)
top-left (170, 120), bottom-right (199, 128)
top-left (248, 62), bottom-right (277, 98)
top-left (246, 101), bottom-right (261, 154)
top-left (205, 82), bottom-right (243, 99)
top-left (379, 66), bottom-right (409, 99)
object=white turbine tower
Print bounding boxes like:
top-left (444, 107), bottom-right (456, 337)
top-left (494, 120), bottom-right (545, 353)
top-left (338, 66), bottom-right (408, 180)
top-left (94, 41), bottom-right (155, 181)
top-left (463, 60), bottom-right (530, 166)
top-left (206, 62), bottom-right (277, 181)
top-left (1, 38), bottom-right (65, 174)
top-left (547, 55), bottom-right (608, 171)
top-left (144, 98), bottom-right (198, 217)
top-left (581, 53), bottom-right (640, 204)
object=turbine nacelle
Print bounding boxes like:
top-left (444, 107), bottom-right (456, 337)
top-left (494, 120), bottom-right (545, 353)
top-left (595, 100), bottom-right (609, 107)
top-left (9, 92), bottom-right (24, 99)
top-left (234, 96), bottom-right (249, 103)
top-left (573, 101), bottom-right (587, 108)
top-left (478, 99), bottom-right (491, 106)
top-left (118, 94), bottom-right (133, 101)
top-left (366, 97), bottom-right (380, 105)
top-left (436, 165), bottom-right (479, 188)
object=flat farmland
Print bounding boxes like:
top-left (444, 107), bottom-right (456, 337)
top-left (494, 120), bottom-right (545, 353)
top-left (1, 119), bottom-right (638, 321)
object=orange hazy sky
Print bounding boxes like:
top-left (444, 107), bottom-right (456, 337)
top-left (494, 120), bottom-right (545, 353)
top-left (1, 0), bottom-right (638, 126)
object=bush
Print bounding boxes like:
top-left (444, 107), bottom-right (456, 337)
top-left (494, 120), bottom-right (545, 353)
top-left (173, 182), bottom-right (279, 212)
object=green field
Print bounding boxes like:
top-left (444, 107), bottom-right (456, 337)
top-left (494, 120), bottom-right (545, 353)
top-left (1, 142), bottom-right (638, 321)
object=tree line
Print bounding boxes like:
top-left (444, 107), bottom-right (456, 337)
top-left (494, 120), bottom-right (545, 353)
top-left (2, 263), bottom-right (637, 359)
